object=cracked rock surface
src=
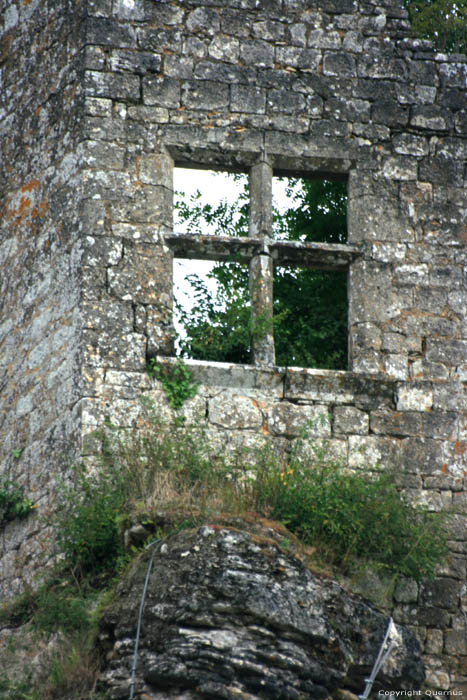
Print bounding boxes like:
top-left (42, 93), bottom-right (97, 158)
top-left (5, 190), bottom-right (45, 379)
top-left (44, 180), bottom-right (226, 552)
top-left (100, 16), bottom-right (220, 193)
top-left (99, 520), bottom-right (424, 699)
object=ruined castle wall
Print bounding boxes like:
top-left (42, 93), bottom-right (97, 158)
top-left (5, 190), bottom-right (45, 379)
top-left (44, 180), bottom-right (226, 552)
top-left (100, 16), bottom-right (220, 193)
top-left (1, 0), bottom-right (466, 688)
top-left (0, 0), bottom-right (86, 591)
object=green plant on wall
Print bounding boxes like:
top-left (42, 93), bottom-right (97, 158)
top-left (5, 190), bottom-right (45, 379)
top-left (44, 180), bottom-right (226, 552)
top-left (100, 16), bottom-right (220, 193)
top-left (62, 410), bottom-right (448, 584)
top-left (1, 408), bottom-right (449, 698)
top-left (0, 478), bottom-right (35, 527)
top-left (147, 358), bottom-right (198, 410)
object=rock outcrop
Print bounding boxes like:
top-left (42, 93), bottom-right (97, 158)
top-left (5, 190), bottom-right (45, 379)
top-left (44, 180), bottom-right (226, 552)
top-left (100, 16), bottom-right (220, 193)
top-left (99, 520), bottom-right (424, 699)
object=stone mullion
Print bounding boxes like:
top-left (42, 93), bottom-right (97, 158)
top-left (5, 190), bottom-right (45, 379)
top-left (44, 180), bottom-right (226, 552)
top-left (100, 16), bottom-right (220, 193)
top-left (249, 159), bottom-right (275, 366)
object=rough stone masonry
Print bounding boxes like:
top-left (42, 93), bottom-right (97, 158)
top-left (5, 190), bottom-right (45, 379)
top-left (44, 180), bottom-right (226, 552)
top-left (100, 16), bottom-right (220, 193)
top-left (0, 0), bottom-right (466, 690)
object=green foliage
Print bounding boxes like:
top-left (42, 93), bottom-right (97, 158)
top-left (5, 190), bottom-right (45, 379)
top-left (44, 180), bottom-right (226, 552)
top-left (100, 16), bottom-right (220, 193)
top-left (277, 178), bottom-right (348, 245)
top-left (0, 677), bottom-right (38, 700)
top-left (405, 0), bottom-right (466, 54)
top-left (0, 478), bottom-right (35, 526)
top-left (0, 582), bottom-right (101, 700)
top-left (56, 462), bottom-right (125, 581)
top-left (252, 438), bottom-right (447, 581)
top-left (175, 173), bottom-right (250, 237)
top-left (69, 408), bottom-right (447, 583)
top-left (33, 588), bottom-right (90, 635)
top-left (273, 268), bottom-right (347, 368)
top-left (0, 583), bottom-right (91, 636)
top-left (147, 358), bottom-right (198, 409)
top-left (174, 177), bottom-right (348, 369)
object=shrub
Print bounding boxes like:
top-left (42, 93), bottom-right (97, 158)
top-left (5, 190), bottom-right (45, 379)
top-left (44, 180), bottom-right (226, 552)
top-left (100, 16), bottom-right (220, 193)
top-left (0, 479), bottom-right (35, 527)
top-left (58, 408), bottom-right (448, 585)
top-left (56, 462), bottom-right (125, 581)
top-left (252, 449), bottom-right (447, 581)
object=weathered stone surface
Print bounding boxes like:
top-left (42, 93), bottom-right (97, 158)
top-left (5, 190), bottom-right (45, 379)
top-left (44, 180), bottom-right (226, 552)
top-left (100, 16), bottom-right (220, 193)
top-left (1, 0), bottom-right (465, 688)
top-left (333, 406), bottom-right (369, 435)
top-left (99, 523), bottom-right (425, 699)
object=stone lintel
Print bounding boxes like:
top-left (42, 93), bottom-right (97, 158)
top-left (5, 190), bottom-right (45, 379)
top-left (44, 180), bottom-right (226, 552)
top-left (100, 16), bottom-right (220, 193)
top-left (166, 233), bottom-right (360, 270)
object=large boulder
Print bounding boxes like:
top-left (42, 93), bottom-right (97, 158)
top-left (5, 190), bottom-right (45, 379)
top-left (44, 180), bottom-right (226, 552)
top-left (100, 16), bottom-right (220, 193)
top-left (99, 519), bottom-right (424, 699)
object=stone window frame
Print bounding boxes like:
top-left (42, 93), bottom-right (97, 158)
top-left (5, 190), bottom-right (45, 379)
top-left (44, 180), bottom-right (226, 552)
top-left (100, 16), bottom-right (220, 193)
top-left (165, 148), bottom-right (360, 368)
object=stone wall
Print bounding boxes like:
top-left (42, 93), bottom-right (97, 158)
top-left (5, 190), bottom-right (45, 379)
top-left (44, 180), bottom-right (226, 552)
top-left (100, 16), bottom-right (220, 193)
top-left (0, 0), bottom-right (85, 592)
top-left (1, 0), bottom-right (466, 689)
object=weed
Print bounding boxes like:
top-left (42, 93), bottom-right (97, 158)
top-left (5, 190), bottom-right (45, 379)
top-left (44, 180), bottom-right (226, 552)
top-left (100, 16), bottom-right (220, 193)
top-left (55, 463), bottom-right (125, 582)
top-left (42, 631), bottom-right (101, 700)
top-left (0, 479), bottom-right (35, 527)
top-left (0, 677), bottom-right (38, 700)
top-left (251, 443), bottom-right (447, 581)
top-left (71, 409), bottom-right (448, 583)
top-left (147, 358), bottom-right (198, 409)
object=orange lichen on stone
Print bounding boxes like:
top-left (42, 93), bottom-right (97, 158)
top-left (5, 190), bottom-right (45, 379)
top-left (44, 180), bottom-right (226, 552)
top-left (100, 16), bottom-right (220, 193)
top-left (38, 199), bottom-right (49, 216)
top-left (21, 179), bottom-right (40, 193)
top-left (15, 195), bottom-right (32, 224)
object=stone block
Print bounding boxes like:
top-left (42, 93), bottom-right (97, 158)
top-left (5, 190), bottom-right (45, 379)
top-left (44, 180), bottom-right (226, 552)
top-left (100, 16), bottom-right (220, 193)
top-left (143, 76), bottom-right (180, 108)
top-left (181, 80), bottom-right (229, 110)
top-left (110, 49), bottom-right (161, 75)
top-left (240, 39), bottom-right (274, 68)
top-left (394, 578), bottom-right (419, 604)
top-left (372, 100), bottom-right (409, 127)
top-left (384, 355), bottom-right (408, 381)
top-left (87, 17), bottom-right (136, 47)
top-left (84, 71), bottom-right (140, 101)
top-left (445, 630), bottom-right (467, 657)
top-left (439, 61), bottom-right (467, 88)
top-left (396, 384), bottom-right (433, 411)
top-left (267, 89), bottom-right (306, 114)
top-left (194, 60), bottom-right (256, 84)
top-left (348, 435), bottom-right (399, 470)
top-left (269, 403), bottom-right (331, 438)
top-left (187, 7), bottom-right (220, 35)
top-left (425, 629), bottom-right (444, 655)
top-left (113, 0), bottom-right (145, 21)
top-left (358, 55), bottom-right (407, 80)
top-left (421, 580), bottom-right (463, 612)
top-left (393, 133), bottom-right (429, 156)
top-left (333, 406), bottom-right (369, 435)
top-left (208, 394), bottom-right (264, 431)
top-left (231, 85), bottom-right (266, 114)
top-left (323, 52), bottom-right (356, 77)
top-left (410, 105), bottom-right (448, 130)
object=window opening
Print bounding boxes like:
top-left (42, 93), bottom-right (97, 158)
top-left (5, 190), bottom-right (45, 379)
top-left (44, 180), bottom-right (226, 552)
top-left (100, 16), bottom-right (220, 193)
top-left (271, 176), bottom-right (348, 368)
top-left (273, 265), bottom-right (348, 369)
top-left (174, 167), bottom-right (249, 236)
top-left (272, 177), bottom-right (348, 243)
top-left (169, 163), bottom-right (354, 369)
top-left (173, 168), bottom-right (251, 361)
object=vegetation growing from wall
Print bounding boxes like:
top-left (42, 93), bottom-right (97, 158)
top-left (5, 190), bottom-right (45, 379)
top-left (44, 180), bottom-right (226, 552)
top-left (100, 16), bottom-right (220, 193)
top-left (0, 580), bottom-right (109, 700)
top-left (146, 358), bottom-right (198, 410)
top-left (60, 405), bottom-right (448, 584)
top-left (0, 407), bottom-right (450, 698)
top-left (0, 478), bottom-right (35, 528)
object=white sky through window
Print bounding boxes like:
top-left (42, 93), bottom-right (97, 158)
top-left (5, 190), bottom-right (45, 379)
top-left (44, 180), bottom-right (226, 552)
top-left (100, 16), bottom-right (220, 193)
top-left (173, 168), bottom-right (247, 350)
top-left (172, 168), bottom-right (293, 352)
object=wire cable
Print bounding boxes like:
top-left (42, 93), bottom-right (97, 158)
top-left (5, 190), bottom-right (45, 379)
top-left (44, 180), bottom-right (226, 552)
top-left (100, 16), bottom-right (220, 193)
top-left (129, 539), bottom-right (159, 700)
top-left (359, 616), bottom-right (396, 700)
